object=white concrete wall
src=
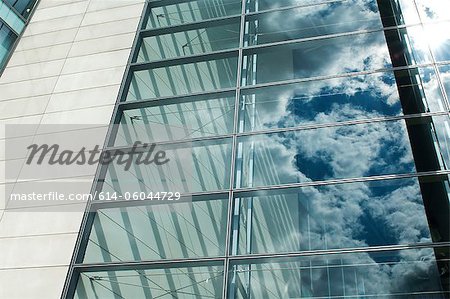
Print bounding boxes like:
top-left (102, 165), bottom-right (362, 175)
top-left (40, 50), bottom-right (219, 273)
top-left (0, 0), bottom-right (144, 297)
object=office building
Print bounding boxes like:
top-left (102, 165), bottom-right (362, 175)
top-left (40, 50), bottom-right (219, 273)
top-left (1, 0), bottom-right (450, 298)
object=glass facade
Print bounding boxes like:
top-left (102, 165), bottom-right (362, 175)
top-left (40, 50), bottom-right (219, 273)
top-left (64, 0), bottom-right (450, 298)
top-left (0, 0), bottom-right (36, 72)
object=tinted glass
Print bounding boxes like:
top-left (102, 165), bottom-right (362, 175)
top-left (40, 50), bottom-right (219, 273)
top-left (116, 94), bottom-right (235, 145)
top-left (245, 1), bottom-right (383, 46)
top-left (228, 247), bottom-right (449, 298)
top-left (235, 120), bottom-right (416, 188)
top-left (241, 31), bottom-right (392, 86)
top-left (102, 138), bottom-right (233, 194)
top-left (4, 0), bottom-right (36, 18)
top-left (137, 21), bottom-right (240, 62)
top-left (0, 21), bottom-right (17, 70)
top-left (84, 195), bottom-right (228, 262)
top-left (440, 64), bottom-right (450, 104)
top-left (145, 0), bottom-right (242, 29)
top-left (239, 68), bottom-right (447, 132)
top-left (127, 56), bottom-right (238, 101)
top-left (75, 264), bottom-right (224, 299)
top-left (233, 178), bottom-right (437, 255)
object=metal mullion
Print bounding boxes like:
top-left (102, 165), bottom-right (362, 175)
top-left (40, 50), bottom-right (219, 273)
top-left (61, 1), bottom-right (151, 298)
top-left (147, 0), bottom-right (201, 9)
top-left (231, 170), bottom-right (450, 195)
top-left (0, 0), bottom-right (27, 22)
top-left (140, 15), bottom-right (241, 38)
top-left (130, 48), bottom-right (239, 71)
top-left (122, 60), bottom-right (450, 110)
top-left (227, 242), bottom-right (450, 264)
top-left (118, 88), bottom-right (236, 110)
top-left (224, 0), bottom-right (247, 297)
top-left (233, 111), bottom-right (450, 137)
top-left (243, 0), bottom-right (345, 17)
top-left (241, 24), bottom-right (417, 56)
top-left (104, 133), bottom-right (233, 153)
top-left (238, 61), bottom-right (446, 92)
top-left (74, 257), bottom-right (226, 272)
top-left (89, 190), bottom-right (230, 210)
top-left (101, 111), bottom-right (449, 169)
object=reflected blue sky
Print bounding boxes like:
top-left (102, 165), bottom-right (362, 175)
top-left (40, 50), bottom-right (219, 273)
top-left (237, 178), bottom-right (433, 255)
top-left (237, 120), bottom-right (415, 188)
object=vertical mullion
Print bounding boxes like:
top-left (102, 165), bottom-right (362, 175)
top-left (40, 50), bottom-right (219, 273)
top-left (224, 0), bottom-right (248, 296)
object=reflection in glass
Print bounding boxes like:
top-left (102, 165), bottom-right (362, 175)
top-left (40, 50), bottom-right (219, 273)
top-left (239, 72), bottom-right (403, 132)
top-left (127, 56), bottom-right (238, 101)
top-left (239, 68), bottom-right (448, 132)
top-left (233, 178), bottom-right (434, 255)
top-left (426, 21), bottom-right (450, 62)
top-left (145, 0), bottom-right (241, 29)
top-left (247, 0), bottom-right (328, 12)
top-left (4, 0), bottom-right (36, 18)
top-left (137, 22), bottom-right (240, 62)
top-left (75, 264), bottom-right (224, 299)
top-left (116, 95), bottom-right (235, 145)
top-left (84, 195), bottom-right (228, 262)
top-left (245, 0), bottom-right (383, 46)
top-left (235, 121), bottom-right (415, 188)
top-left (228, 248), bottom-right (449, 298)
top-left (103, 138), bottom-right (232, 194)
top-left (242, 31), bottom-right (392, 86)
top-left (415, 0), bottom-right (450, 23)
top-left (440, 64), bottom-right (450, 104)
top-left (0, 21), bottom-right (17, 70)
top-left (431, 115), bottom-right (450, 170)
top-left (0, 1), bottom-right (25, 34)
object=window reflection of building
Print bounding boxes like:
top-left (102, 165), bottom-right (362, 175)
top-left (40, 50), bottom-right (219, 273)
top-left (64, 1), bottom-right (450, 298)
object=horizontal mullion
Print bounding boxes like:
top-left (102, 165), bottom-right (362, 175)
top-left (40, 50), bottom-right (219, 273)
top-left (130, 48), bottom-right (239, 71)
top-left (140, 15), bottom-right (240, 37)
top-left (89, 190), bottom-right (230, 210)
top-left (118, 88), bottom-right (236, 110)
top-left (74, 257), bottom-right (225, 272)
top-left (244, 0), bottom-right (345, 17)
top-left (105, 111), bottom-right (449, 150)
top-left (231, 170), bottom-right (450, 196)
top-left (228, 242), bottom-right (450, 264)
top-left (72, 242), bottom-right (450, 272)
top-left (239, 61), bottom-right (445, 92)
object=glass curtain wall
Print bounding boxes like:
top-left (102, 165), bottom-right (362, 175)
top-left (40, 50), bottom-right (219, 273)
top-left (0, 0), bottom-right (36, 71)
top-left (64, 0), bottom-right (450, 298)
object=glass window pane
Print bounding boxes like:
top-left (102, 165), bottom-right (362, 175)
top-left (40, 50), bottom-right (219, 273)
top-left (0, 21), bottom-right (17, 70)
top-left (75, 264), bottom-right (224, 299)
top-left (432, 115), bottom-right (450, 169)
top-left (415, 0), bottom-right (450, 23)
top-left (102, 138), bottom-right (233, 194)
top-left (145, 0), bottom-right (242, 29)
top-left (233, 177), bottom-right (445, 255)
top-left (440, 64), bottom-right (450, 104)
top-left (425, 21), bottom-right (450, 62)
top-left (228, 248), bottom-right (449, 298)
top-left (239, 68), bottom-right (449, 132)
top-left (4, 0), bottom-right (36, 19)
top-left (116, 94), bottom-right (235, 145)
top-left (137, 21), bottom-right (240, 62)
top-left (241, 31), bottom-right (392, 86)
top-left (245, 1), bottom-right (384, 46)
top-left (235, 120), bottom-right (416, 188)
top-left (247, 0), bottom-right (330, 12)
top-left (0, 1), bottom-right (25, 34)
top-left (127, 56), bottom-right (238, 101)
top-left (84, 195), bottom-right (228, 262)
